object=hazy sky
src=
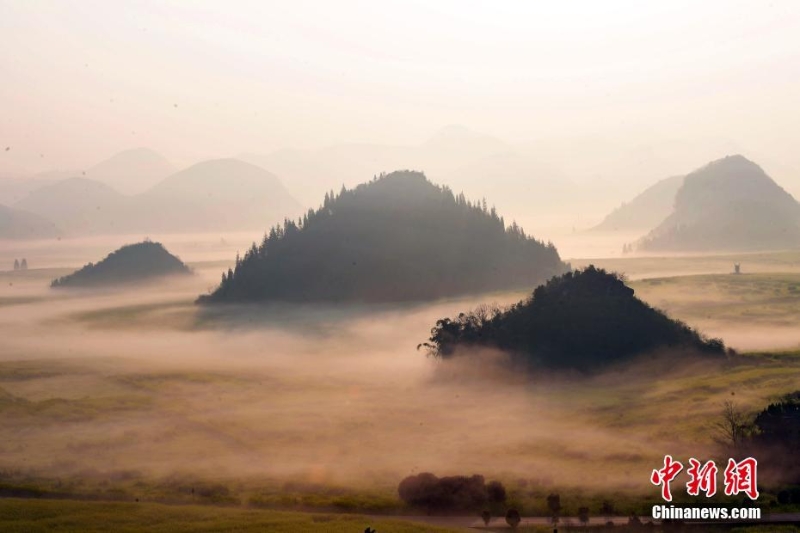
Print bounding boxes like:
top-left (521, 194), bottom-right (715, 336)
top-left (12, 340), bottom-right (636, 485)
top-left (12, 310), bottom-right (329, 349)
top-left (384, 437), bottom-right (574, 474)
top-left (2, 0), bottom-right (800, 174)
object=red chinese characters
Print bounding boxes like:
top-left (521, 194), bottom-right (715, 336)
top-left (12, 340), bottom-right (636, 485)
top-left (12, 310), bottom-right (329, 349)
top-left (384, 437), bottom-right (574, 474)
top-left (652, 455), bottom-right (759, 501)
top-left (723, 457), bottom-right (759, 500)
top-left (651, 455), bottom-right (684, 502)
top-left (686, 458), bottom-right (718, 497)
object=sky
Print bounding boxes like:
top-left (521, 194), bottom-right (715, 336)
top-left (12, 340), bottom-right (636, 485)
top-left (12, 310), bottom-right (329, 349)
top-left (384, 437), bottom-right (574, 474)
top-left (2, 0), bottom-right (800, 177)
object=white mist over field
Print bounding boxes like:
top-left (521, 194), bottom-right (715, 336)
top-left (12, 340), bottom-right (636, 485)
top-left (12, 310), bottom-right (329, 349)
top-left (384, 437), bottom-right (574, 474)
top-left (2, 236), bottom-right (800, 494)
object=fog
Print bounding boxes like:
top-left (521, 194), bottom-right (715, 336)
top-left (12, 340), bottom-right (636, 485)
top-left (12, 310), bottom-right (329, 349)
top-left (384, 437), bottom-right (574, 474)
top-left (3, 236), bottom-right (799, 499)
top-left (4, 1), bottom-right (800, 226)
top-left (3, 3), bottom-right (800, 513)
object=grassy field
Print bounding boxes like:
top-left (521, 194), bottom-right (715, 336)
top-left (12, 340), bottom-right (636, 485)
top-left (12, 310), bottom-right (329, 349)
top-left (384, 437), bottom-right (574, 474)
top-left (0, 498), bottom-right (463, 533)
top-left (2, 250), bottom-right (800, 528)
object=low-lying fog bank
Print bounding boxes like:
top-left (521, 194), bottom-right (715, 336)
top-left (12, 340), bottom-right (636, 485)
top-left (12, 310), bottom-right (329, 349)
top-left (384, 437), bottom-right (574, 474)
top-left (2, 239), bottom-right (800, 499)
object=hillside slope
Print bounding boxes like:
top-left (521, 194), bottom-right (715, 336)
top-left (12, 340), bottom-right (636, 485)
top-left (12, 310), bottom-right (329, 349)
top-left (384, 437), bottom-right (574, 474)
top-left (636, 155), bottom-right (800, 252)
top-left (84, 148), bottom-right (175, 195)
top-left (0, 204), bottom-right (60, 240)
top-left (593, 175), bottom-right (684, 232)
top-left (51, 241), bottom-right (191, 288)
top-left (200, 171), bottom-right (568, 304)
top-left (422, 266), bottom-right (725, 371)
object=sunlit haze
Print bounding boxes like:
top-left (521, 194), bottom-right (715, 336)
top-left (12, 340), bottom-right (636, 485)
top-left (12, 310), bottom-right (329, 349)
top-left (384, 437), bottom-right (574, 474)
top-left (3, 1), bottom-right (800, 189)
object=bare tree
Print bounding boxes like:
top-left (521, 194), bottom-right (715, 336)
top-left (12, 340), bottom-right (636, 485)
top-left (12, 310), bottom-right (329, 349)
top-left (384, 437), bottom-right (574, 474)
top-left (713, 400), bottom-right (752, 449)
top-left (578, 506), bottom-right (590, 526)
top-left (547, 493), bottom-right (561, 524)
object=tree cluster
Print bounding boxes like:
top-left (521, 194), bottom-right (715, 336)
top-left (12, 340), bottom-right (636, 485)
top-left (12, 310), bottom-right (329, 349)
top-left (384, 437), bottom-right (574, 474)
top-left (397, 472), bottom-right (506, 511)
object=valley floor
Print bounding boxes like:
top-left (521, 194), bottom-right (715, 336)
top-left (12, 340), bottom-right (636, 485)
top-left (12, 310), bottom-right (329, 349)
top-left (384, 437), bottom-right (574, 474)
top-left (2, 239), bottom-right (800, 528)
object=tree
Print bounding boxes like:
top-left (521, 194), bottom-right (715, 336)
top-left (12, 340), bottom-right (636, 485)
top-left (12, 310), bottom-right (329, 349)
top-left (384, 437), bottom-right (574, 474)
top-left (578, 506), bottom-right (590, 526)
top-left (601, 500), bottom-right (615, 518)
top-left (486, 480), bottom-right (506, 503)
top-left (13, 259), bottom-right (19, 270)
top-left (481, 510), bottom-right (491, 526)
top-left (714, 400), bottom-right (752, 449)
top-left (547, 493), bottom-right (561, 523)
top-left (505, 509), bottom-right (521, 529)
top-left (20, 258), bottom-right (27, 270)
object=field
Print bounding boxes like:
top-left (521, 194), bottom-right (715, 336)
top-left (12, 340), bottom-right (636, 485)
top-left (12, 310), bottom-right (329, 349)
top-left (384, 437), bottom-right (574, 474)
top-left (0, 499), bottom-right (464, 532)
top-left (2, 237), bottom-right (800, 529)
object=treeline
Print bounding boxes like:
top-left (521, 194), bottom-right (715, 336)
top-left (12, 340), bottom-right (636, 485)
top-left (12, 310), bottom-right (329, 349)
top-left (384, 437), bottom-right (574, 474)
top-left (200, 171), bottom-right (567, 304)
top-left (422, 266), bottom-right (726, 371)
top-left (728, 391), bottom-right (800, 485)
top-left (397, 473), bottom-right (506, 511)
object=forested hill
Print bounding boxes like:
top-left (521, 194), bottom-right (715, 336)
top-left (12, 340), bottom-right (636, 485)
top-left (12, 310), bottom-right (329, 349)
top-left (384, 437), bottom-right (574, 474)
top-left (51, 241), bottom-right (191, 288)
top-left (199, 171), bottom-right (568, 304)
top-left (422, 266), bottom-right (725, 371)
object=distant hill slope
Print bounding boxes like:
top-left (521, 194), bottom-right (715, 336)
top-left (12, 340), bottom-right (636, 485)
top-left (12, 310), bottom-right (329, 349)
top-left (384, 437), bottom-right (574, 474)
top-left (138, 159), bottom-right (302, 232)
top-left (0, 175), bottom-right (62, 205)
top-left (238, 125), bottom-right (515, 208)
top-left (422, 266), bottom-right (725, 371)
top-left (199, 171), bottom-right (568, 304)
top-left (51, 241), bottom-right (191, 288)
top-left (14, 159), bottom-right (301, 235)
top-left (636, 155), bottom-right (800, 252)
top-left (14, 178), bottom-right (130, 235)
top-left (84, 148), bottom-right (175, 195)
top-left (593, 175), bottom-right (684, 232)
top-left (0, 204), bottom-right (60, 240)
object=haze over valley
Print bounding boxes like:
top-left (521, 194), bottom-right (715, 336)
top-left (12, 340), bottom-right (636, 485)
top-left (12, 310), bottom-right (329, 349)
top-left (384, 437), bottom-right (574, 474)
top-left (4, 2), bottom-right (800, 531)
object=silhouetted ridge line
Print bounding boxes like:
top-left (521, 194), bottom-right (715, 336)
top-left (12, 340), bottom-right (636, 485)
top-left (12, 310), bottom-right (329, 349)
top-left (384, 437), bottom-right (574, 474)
top-left (199, 170), bottom-right (568, 304)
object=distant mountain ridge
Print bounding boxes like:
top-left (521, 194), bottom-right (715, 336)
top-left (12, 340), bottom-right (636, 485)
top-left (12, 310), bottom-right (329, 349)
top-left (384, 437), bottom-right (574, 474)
top-left (593, 175), bottom-right (684, 232)
top-left (84, 148), bottom-right (175, 194)
top-left (199, 170), bottom-right (568, 304)
top-left (13, 158), bottom-right (300, 236)
top-left (636, 155), bottom-right (800, 252)
top-left (0, 204), bottom-right (60, 240)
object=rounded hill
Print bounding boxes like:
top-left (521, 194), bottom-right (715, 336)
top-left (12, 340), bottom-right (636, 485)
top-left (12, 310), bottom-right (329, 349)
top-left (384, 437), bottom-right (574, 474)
top-left (199, 170), bottom-right (568, 304)
top-left (636, 155), bottom-right (800, 251)
top-left (422, 266), bottom-right (725, 371)
top-left (51, 241), bottom-right (191, 288)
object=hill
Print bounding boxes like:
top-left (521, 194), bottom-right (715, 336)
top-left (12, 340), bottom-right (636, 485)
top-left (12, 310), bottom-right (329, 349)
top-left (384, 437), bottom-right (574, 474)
top-left (84, 148), bottom-right (175, 195)
top-left (238, 126), bottom-right (516, 208)
top-left (421, 266), bottom-right (725, 371)
top-left (51, 241), bottom-right (191, 288)
top-left (13, 159), bottom-right (301, 235)
top-left (138, 159), bottom-right (301, 232)
top-left (592, 175), bottom-right (684, 232)
top-left (14, 178), bottom-right (130, 235)
top-left (199, 171), bottom-right (568, 304)
top-left (636, 155), bottom-right (800, 252)
top-left (0, 204), bottom-right (60, 240)
top-left (0, 174), bottom-right (62, 205)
